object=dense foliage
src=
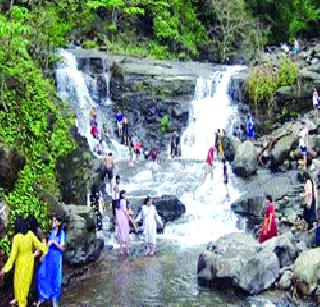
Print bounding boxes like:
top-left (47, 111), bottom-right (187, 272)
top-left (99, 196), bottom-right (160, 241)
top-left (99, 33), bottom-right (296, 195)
top-left (247, 58), bottom-right (298, 116)
top-left (0, 7), bottom-right (75, 253)
top-left (1, 0), bottom-right (318, 62)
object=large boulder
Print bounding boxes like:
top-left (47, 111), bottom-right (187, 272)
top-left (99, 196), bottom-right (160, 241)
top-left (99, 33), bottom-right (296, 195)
top-left (233, 141), bottom-right (258, 177)
top-left (153, 195), bottom-right (186, 222)
top-left (223, 136), bottom-right (240, 162)
top-left (292, 248), bottom-right (320, 296)
top-left (56, 203), bottom-right (103, 267)
top-left (0, 144), bottom-right (25, 192)
top-left (270, 133), bottom-right (299, 172)
top-left (198, 232), bottom-right (281, 294)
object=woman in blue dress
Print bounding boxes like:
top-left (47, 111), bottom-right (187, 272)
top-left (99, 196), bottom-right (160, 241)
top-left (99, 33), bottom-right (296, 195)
top-left (37, 215), bottom-right (66, 307)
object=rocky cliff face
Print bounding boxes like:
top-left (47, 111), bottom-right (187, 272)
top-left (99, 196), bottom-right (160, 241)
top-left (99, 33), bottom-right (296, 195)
top-left (229, 42), bottom-right (320, 136)
top-left (110, 58), bottom-right (197, 150)
top-left (72, 49), bottom-right (221, 151)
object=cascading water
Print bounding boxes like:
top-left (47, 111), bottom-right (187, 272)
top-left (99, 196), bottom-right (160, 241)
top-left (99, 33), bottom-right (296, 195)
top-left (124, 66), bottom-right (245, 245)
top-left (56, 49), bottom-right (127, 157)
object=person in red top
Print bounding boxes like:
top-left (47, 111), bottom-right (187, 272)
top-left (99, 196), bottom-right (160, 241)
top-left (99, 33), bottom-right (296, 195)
top-left (258, 194), bottom-right (277, 244)
top-left (205, 147), bottom-right (214, 180)
top-left (91, 122), bottom-right (98, 139)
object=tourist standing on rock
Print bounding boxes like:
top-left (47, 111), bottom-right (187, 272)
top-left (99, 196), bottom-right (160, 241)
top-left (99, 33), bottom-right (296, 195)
top-left (104, 152), bottom-right (114, 194)
top-left (299, 122), bottom-right (309, 170)
top-left (313, 88), bottom-right (319, 115)
top-left (247, 115), bottom-right (254, 140)
top-left (293, 38), bottom-right (300, 56)
top-left (116, 110), bottom-right (124, 137)
top-left (301, 172), bottom-right (318, 230)
top-left (151, 148), bottom-right (158, 163)
top-left (175, 134), bottom-right (181, 157)
top-left (37, 215), bottom-right (66, 307)
top-left (89, 107), bottom-right (97, 125)
top-left (222, 158), bottom-right (228, 185)
top-left (116, 190), bottom-right (130, 255)
top-left (95, 138), bottom-right (104, 156)
top-left (135, 196), bottom-right (163, 256)
top-left (91, 121), bottom-right (98, 139)
top-left (129, 142), bottom-right (134, 166)
top-left (123, 116), bottom-right (129, 146)
top-left (171, 131), bottom-right (177, 158)
top-left (112, 175), bottom-right (121, 220)
top-left (258, 195), bottom-right (277, 244)
top-left (134, 139), bottom-right (142, 160)
top-left (205, 147), bottom-right (214, 180)
top-left (0, 216), bottom-right (47, 307)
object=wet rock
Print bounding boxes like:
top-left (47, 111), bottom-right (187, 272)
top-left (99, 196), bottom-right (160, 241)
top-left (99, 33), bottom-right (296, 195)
top-left (56, 127), bottom-right (93, 206)
top-left (270, 132), bottom-right (299, 172)
top-left (223, 136), bottom-right (240, 162)
top-left (198, 232), bottom-right (280, 294)
top-left (153, 195), bottom-right (186, 222)
top-left (233, 141), bottom-right (258, 177)
top-left (0, 144), bottom-right (25, 192)
top-left (131, 195), bottom-right (186, 226)
top-left (292, 248), bottom-right (320, 296)
top-left (56, 203), bottom-right (103, 267)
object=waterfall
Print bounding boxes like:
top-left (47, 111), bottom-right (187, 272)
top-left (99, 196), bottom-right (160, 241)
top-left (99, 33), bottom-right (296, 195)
top-left (56, 49), bottom-right (93, 140)
top-left (181, 67), bottom-right (241, 160)
top-left (56, 49), bottom-right (127, 157)
top-left (162, 66), bottom-right (245, 245)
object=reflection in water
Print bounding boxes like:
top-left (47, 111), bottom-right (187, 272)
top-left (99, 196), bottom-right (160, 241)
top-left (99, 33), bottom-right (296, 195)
top-left (63, 244), bottom-right (246, 305)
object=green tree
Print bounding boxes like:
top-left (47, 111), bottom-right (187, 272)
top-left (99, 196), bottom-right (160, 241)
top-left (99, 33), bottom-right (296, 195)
top-left (208, 0), bottom-right (267, 63)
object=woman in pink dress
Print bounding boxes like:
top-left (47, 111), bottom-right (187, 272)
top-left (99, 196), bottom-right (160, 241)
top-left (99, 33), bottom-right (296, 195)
top-left (116, 190), bottom-right (130, 255)
top-left (258, 194), bottom-right (277, 244)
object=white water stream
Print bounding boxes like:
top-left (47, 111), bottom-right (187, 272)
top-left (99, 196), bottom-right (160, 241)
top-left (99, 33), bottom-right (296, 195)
top-left (56, 50), bottom-right (245, 246)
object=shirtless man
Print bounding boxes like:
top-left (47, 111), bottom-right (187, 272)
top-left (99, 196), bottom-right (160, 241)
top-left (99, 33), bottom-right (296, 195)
top-left (104, 152), bottom-right (114, 194)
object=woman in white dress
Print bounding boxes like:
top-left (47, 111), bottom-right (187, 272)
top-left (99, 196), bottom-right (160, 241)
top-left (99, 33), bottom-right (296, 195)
top-left (136, 196), bottom-right (163, 256)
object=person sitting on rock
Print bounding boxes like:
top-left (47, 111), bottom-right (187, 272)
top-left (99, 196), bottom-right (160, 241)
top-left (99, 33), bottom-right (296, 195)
top-left (258, 194), bottom-right (277, 244)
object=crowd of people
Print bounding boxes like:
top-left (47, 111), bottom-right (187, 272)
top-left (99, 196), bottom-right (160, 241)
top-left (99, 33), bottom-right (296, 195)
top-left (205, 129), bottom-right (228, 188)
top-left (0, 215), bottom-right (65, 307)
top-left (103, 171), bottom-right (163, 256)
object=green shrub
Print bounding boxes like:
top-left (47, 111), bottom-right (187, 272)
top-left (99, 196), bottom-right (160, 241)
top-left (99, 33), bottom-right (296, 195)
top-left (279, 58), bottom-right (298, 87)
top-left (83, 39), bottom-right (98, 49)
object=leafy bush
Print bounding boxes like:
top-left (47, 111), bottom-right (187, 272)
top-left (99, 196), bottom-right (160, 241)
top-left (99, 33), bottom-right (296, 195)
top-left (83, 39), bottom-right (99, 49)
top-left (0, 8), bottom-right (75, 253)
top-left (279, 58), bottom-right (298, 87)
top-left (247, 58), bottom-right (298, 115)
